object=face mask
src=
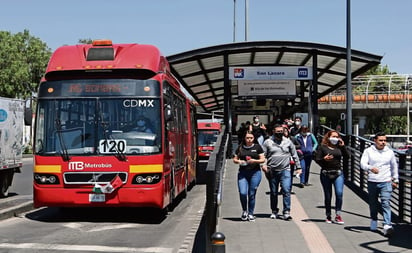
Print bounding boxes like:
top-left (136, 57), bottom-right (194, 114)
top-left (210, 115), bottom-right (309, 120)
top-left (329, 137), bottom-right (339, 145)
top-left (301, 132), bottom-right (308, 136)
top-left (254, 119), bottom-right (259, 123)
top-left (274, 132), bottom-right (283, 139)
top-left (295, 121), bottom-right (301, 126)
top-left (137, 120), bottom-right (145, 127)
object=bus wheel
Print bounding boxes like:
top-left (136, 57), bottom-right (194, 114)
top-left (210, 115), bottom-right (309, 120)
top-left (0, 172), bottom-right (11, 198)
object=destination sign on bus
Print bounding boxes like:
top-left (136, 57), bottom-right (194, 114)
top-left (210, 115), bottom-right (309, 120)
top-left (39, 79), bottom-right (160, 97)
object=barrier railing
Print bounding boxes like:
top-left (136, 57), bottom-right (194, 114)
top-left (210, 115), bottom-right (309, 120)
top-left (204, 126), bottom-right (227, 252)
top-left (318, 125), bottom-right (412, 223)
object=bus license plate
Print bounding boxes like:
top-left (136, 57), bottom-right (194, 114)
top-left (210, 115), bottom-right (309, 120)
top-left (89, 194), bottom-right (105, 202)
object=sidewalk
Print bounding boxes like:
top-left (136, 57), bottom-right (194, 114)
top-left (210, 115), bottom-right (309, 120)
top-left (218, 159), bottom-right (412, 253)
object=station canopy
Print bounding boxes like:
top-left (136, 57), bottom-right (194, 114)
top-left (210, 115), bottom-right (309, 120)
top-left (167, 41), bottom-right (382, 113)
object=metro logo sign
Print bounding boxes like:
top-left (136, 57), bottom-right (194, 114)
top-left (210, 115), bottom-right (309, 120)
top-left (233, 68), bottom-right (244, 78)
top-left (298, 68), bottom-right (308, 78)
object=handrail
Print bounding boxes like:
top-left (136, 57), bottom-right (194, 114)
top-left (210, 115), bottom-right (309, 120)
top-left (319, 74), bottom-right (412, 104)
top-left (317, 125), bottom-right (412, 223)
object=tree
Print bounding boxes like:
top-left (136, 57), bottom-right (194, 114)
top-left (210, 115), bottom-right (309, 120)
top-left (78, 38), bottom-right (93, 44)
top-left (0, 30), bottom-right (51, 99)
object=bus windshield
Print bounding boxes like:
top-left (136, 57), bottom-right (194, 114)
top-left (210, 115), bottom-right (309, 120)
top-left (35, 97), bottom-right (161, 156)
top-left (198, 130), bottom-right (220, 146)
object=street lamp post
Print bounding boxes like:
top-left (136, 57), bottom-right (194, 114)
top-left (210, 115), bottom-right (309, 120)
top-left (407, 78), bottom-right (410, 143)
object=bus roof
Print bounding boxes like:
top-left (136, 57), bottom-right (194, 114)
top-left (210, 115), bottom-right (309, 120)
top-left (44, 40), bottom-right (170, 80)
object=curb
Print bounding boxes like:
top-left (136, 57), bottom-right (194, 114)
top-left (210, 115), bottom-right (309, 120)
top-left (0, 201), bottom-right (34, 221)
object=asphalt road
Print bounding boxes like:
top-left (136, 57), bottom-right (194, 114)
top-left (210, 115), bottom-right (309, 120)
top-left (0, 157), bottom-right (207, 253)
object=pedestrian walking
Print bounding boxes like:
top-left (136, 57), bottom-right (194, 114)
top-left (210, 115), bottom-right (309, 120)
top-left (249, 115), bottom-right (267, 146)
top-left (360, 132), bottom-right (399, 237)
top-left (262, 124), bottom-right (301, 220)
top-left (283, 126), bottom-right (303, 193)
top-left (314, 130), bottom-right (348, 224)
top-left (295, 125), bottom-right (318, 186)
top-left (289, 116), bottom-right (303, 136)
top-left (233, 131), bottom-right (265, 221)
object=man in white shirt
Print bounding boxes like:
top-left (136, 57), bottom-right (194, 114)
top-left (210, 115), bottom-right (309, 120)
top-left (360, 132), bottom-right (399, 237)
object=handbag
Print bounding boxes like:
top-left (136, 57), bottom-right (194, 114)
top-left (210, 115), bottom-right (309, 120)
top-left (321, 169), bottom-right (341, 180)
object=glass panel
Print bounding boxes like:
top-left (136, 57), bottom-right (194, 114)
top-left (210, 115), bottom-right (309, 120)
top-left (35, 97), bottom-right (161, 156)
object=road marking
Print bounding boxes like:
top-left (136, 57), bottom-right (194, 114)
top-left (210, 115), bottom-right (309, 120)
top-left (291, 195), bottom-right (335, 253)
top-left (0, 243), bottom-right (172, 252)
top-left (63, 222), bottom-right (141, 232)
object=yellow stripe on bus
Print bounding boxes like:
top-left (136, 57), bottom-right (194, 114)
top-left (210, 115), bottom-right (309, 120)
top-left (34, 165), bottom-right (62, 173)
top-left (129, 164), bottom-right (163, 173)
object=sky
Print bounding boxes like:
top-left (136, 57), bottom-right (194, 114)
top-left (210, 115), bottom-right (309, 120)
top-left (1, 1), bottom-right (411, 74)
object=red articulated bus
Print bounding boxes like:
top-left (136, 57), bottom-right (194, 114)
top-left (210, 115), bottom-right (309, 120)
top-left (33, 40), bottom-right (197, 210)
top-left (196, 122), bottom-right (221, 182)
top-left (197, 122), bottom-right (221, 159)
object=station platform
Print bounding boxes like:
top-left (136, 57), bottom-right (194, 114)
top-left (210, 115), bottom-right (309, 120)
top-left (217, 159), bottom-right (412, 253)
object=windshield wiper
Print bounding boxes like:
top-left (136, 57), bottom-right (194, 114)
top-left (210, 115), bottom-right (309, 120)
top-left (55, 119), bottom-right (71, 162)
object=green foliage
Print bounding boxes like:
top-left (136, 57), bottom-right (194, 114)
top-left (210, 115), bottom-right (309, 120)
top-left (0, 30), bottom-right (51, 99)
top-left (78, 38), bottom-right (93, 44)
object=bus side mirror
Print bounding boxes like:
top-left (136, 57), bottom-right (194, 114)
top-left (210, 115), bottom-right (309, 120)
top-left (24, 99), bottom-right (33, 126)
top-left (165, 105), bottom-right (172, 122)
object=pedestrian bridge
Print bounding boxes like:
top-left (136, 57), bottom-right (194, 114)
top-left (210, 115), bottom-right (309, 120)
top-left (318, 74), bottom-right (412, 117)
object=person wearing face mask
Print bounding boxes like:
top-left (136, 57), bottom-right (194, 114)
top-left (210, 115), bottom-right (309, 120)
top-left (295, 125), bottom-right (318, 186)
top-left (261, 124), bottom-right (301, 220)
top-left (289, 116), bottom-right (302, 136)
top-left (133, 117), bottom-right (153, 133)
top-left (315, 130), bottom-right (348, 224)
top-left (249, 115), bottom-right (267, 146)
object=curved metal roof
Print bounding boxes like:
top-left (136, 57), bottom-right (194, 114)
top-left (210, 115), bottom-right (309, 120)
top-left (167, 41), bottom-right (382, 113)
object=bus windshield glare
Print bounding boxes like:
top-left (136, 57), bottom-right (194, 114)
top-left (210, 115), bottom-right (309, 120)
top-left (35, 79), bottom-right (161, 156)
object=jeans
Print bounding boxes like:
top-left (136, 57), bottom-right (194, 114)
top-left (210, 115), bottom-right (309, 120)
top-left (320, 172), bottom-right (344, 217)
top-left (367, 181), bottom-right (392, 226)
top-left (268, 169), bottom-right (291, 214)
top-left (298, 158), bottom-right (306, 184)
top-left (303, 154), bottom-right (313, 184)
top-left (238, 169), bottom-right (262, 215)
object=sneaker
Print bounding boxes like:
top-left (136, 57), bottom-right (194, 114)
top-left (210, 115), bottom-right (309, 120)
top-left (370, 220), bottom-right (378, 231)
top-left (383, 224), bottom-right (394, 237)
top-left (326, 216), bottom-right (332, 224)
top-left (248, 214), bottom-right (255, 222)
top-left (270, 212), bottom-right (279, 219)
top-left (283, 212), bottom-right (292, 221)
top-left (334, 215), bottom-right (344, 225)
top-left (241, 211), bottom-right (248, 221)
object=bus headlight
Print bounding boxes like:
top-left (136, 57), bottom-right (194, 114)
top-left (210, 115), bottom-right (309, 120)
top-left (133, 173), bottom-right (161, 184)
top-left (34, 173), bottom-right (60, 185)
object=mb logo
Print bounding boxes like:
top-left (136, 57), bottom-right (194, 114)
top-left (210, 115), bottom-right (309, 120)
top-left (69, 161), bottom-right (84, 170)
top-left (298, 68), bottom-right (308, 78)
top-left (233, 68), bottom-right (244, 78)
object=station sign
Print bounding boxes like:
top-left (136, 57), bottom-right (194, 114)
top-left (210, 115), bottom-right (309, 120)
top-left (237, 80), bottom-right (296, 98)
top-left (229, 66), bottom-right (313, 80)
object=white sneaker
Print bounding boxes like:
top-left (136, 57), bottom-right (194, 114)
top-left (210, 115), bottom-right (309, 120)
top-left (370, 220), bottom-right (378, 231)
top-left (248, 214), bottom-right (256, 222)
top-left (241, 211), bottom-right (248, 221)
top-left (383, 224), bottom-right (394, 237)
top-left (270, 212), bottom-right (279, 219)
